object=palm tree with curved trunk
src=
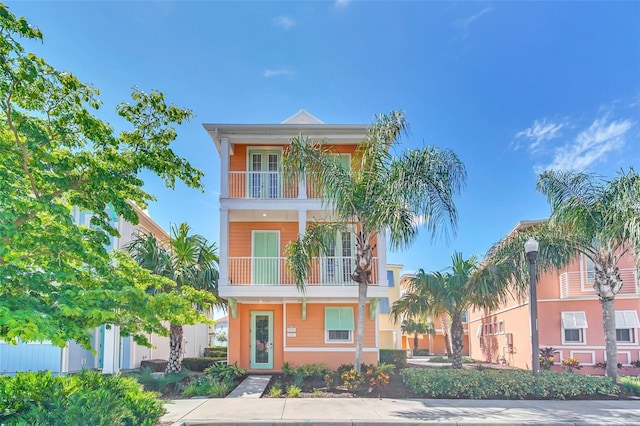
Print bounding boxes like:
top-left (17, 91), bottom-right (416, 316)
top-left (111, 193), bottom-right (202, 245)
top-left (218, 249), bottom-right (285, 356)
top-left (484, 168), bottom-right (640, 382)
top-left (400, 318), bottom-right (435, 354)
top-left (392, 253), bottom-right (513, 368)
top-left (127, 223), bottom-right (221, 373)
top-left (284, 111), bottom-right (466, 368)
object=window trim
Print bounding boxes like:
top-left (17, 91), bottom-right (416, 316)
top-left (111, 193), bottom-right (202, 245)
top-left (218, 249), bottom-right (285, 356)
top-left (561, 311), bottom-right (587, 345)
top-left (324, 306), bottom-right (354, 344)
top-left (325, 329), bottom-right (353, 343)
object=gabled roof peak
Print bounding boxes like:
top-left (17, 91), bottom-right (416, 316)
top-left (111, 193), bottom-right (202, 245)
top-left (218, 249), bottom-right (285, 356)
top-left (281, 109), bottom-right (325, 124)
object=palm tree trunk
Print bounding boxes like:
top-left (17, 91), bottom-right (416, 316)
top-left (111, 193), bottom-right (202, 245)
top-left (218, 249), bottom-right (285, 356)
top-left (166, 322), bottom-right (184, 373)
top-left (451, 311), bottom-right (464, 369)
top-left (440, 315), bottom-right (453, 357)
top-left (413, 333), bottom-right (419, 352)
top-left (355, 282), bottom-right (367, 369)
top-left (601, 297), bottom-right (618, 382)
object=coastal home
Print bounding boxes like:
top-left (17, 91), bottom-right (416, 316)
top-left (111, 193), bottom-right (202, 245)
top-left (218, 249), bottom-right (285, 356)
top-left (204, 110), bottom-right (390, 371)
top-left (468, 220), bottom-right (640, 370)
top-left (0, 204), bottom-right (210, 375)
top-left (397, 273), bottom-right (470, 356)
top-left (378, 264), bottom-right (404, 350)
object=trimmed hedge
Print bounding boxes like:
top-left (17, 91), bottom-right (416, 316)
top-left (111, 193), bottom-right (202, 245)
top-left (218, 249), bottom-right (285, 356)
top-left (182, 357), bottom-right (226, 372)
top-left (204, 346), bottom-right (228, 358)
top-left (379, 349), bottom-right (407, 369)
top-left (0, 370), bottom-right (164, 425)
top-left (412, 349), bottom-right (430, 356)
top-left (401, 368), bottom-right (618, 399)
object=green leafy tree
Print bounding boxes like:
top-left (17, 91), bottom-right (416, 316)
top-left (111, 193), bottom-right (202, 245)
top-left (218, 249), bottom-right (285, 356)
top-left (0, 5), bottom-right (213, 349)
top-left (127, 223), bottom-right (221, 373)
top-left (400, 318), bottom-right (435, 353)
top-left (283, 110), bottom-right (466, 367)
top-left (484, 168), bottom-right (640, 381)
top-left (392, 253), bottom-right (512, 368)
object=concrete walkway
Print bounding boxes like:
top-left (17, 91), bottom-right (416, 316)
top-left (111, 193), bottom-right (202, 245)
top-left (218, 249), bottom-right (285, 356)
top-left (161, 397), bottom-right (640, 425)
top-left (225, 375), bottom-right (271, 398)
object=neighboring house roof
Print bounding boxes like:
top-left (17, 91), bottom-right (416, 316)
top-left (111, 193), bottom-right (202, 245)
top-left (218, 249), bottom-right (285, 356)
top-left (128, 201), bottom-right (170, 240)
top-left (214, 316), bottom-right (228, 325)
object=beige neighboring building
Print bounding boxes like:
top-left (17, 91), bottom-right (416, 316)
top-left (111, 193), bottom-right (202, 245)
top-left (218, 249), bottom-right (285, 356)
top-left (378, 264), bottom-right (404, 349)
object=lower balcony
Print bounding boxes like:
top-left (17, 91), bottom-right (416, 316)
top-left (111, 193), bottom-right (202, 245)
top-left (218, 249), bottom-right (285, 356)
top-left (227, 256), bottom-right (379, 286)
top-left (559, 268), bottom-right (638, 298)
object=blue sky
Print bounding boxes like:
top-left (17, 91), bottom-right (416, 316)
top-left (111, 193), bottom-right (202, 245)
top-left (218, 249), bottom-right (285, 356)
top-left (8, 1), bottom-right (640, 275)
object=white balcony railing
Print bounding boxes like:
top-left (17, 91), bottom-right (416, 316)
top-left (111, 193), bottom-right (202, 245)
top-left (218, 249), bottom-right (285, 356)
top-left (228, 171), bottom-right (325, 200)
top-left (227, 256), bottom-right (378, 286)
top-left (559, 268), bottom-right (638, 298)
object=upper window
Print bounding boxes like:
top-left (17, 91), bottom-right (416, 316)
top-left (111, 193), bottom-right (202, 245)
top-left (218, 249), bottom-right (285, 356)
top-left (582, 255), bottom-right (595, 285)
top-left (561, 311), bottom-right (588, 344)
top-left (387, 270), bottom-right (395, 287)
top-left (378, 297), bottom-right (390, 315)
top-left (325, 307), bottom-right (354, 343)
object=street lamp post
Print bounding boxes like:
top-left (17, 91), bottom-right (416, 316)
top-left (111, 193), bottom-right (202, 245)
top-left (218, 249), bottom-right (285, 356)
top-left (524, 236), bottom-right (540, 376)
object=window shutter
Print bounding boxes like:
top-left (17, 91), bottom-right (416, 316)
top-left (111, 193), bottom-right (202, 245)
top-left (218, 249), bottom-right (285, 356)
top-left (325, 307), bottom-right (354, 331)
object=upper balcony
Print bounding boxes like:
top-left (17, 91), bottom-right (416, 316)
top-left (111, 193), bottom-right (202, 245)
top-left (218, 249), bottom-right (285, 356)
top-left (228, 171), bottom-right (323, 200)
top-left (559, 268), bottom-right (638, 298)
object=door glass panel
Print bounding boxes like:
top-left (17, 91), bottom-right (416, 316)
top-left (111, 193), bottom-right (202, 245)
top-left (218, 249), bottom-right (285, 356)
top-left (341, 231), bottom-right (353, 283)
top-left (254, 314), bottom-right (270, 364)
top-left (251, 154), bottom-right (262, 198)
top-left (268, 154), bottom-right (279, 198)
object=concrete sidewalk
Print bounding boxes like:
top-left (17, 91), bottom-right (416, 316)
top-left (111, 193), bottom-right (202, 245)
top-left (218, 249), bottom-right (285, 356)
top-left (161, 397), bottom-right (640, 425)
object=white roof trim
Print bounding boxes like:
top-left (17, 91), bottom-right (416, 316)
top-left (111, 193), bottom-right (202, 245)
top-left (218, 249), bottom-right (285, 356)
top-left (561, 311), bottom-right (588, 329)
top-left (281, 109), bottom-right (325, 124)
top-left (615, 310), bottom-right (640, 328)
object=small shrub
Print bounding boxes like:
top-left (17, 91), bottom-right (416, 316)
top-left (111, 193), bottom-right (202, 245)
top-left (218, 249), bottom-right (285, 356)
top-left (267, 382), bottom-right (283, 398)
top-left (324, 373), bottom-right (335, 390)
top-left (282, 362), bottom-right (294, 378)
top-left (182, 376), bottom-right (232, 398)
top-left (594, 361), bottom-right (623, 369)
top-left (631, 360), bottom-right (640, 368)
top-left (312, 389), bottom-right (322, 397)
top-left (539, 347), bottom-right (557, 370)
top-left (292, 363), bottom-right (331, 386)
top-left (181, 357), bottom-right (226, 372)
top-left (203, 346), bottom-right (228, 358)
top-left (340, 368), bottom-right (364, 394)
top-left (0, 370), bottom-right (164, 426)
top-left (287, 385), bottom-right (302, 398)
top-left (208, 381), bottom-right (231, 397)
top-left (620, 376), bottom-right (640, 395)
top-left (429, 356), bottom-right (474, 364)
top-left (380, 349), bottom-right (407, 368)
top-left (205, 362), bottom-right (246, 382)
top-left (561, 357), bottom-right (582, 372)
top-left (365, 363), bottom-right (394, 398)
top-left (412, 349), bottom-right (430, 356)
top-left (131, 368), bottom-right (189, 393)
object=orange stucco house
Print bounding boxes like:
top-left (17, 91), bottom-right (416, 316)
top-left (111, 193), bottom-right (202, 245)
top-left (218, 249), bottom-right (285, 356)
top-left (204, 110), bottom-right (391, 372)
top-left (469, 220), bottom-right (640, 371)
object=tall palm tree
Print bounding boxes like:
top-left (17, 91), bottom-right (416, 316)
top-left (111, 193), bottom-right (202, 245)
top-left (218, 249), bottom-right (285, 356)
top-left (484, 168), bottom-right (640, 381)
top-left (283, 111), bottom-right (466, 368)
top-left (127, 223), bottom-right (221, 373)
top-left (400, 318), bottom-right (435, 353)
top-left (392, 253), bottom-right (512, 368)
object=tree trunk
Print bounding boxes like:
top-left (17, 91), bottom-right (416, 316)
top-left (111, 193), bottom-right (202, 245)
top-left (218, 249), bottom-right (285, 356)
top-left (440, 315), bottom-right (453, 357)
top-left (413, 333), bottom-right (419, 352)
top-left (594, 261), bottom-right (622, 383)
top-left (601, 297), bottom-right (617, 382)
top-left (355, 282), bottom-right (367, 369)
top-left (450, 311), bottom-right (464, 369)
top-left (166, 322), bottom-right (184, 373)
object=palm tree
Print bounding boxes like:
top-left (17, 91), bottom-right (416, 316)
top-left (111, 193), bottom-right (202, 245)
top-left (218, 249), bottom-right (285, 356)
top-left (392, 253), bottom-right (512, 368)
top-left (484, 168), bottom-right (640, 381)
top-left (283, 111), bottom-right (466, 368)
top-left (127, 223), bottom-right (221, 373)
top-left (400, 318), bottom-right (435, 353)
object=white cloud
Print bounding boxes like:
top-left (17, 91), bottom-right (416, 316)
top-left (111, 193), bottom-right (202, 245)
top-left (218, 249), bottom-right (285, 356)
top-left (264, 68), bottom-right (294, 78)
top-left (274, 16), bottom-right (295, 30)
top-left (335, 0), bottom-right (350, 9)
top-left (454, 7), bottom-right (492, 39)
top-left (515, 119), bottom-right (565, 153)
top-left (542, 116), bottom-right (634, 171)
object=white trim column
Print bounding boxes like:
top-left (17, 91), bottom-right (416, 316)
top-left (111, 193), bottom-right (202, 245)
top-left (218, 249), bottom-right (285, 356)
top-left (298, 209), bottom-right (306, 235)
top-left (220, 208), bottom-right (229, 286)
top-left (220, 137), bottom-right (230, 198)
top-left (377, 231), bottom-right (388, 286)
top-left (102, 325), bottom-right (120, 374)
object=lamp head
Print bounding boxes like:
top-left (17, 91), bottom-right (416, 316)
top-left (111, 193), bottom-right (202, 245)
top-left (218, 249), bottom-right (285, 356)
top-left (524, 236), bottom-right (539, 256)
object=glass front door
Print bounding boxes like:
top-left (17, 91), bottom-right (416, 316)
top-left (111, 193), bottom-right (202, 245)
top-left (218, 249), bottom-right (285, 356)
top-left (250, 311), bottom-right (273, 369)
top-left (249, 151), bottom-right (281, 198)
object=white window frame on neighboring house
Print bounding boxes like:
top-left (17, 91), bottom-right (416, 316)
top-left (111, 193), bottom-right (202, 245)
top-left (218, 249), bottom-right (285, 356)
top-left (561, 311), bottom-right (588, 345)
top-left (615, 310), bottom-right (640, 344)
top-left (325, 307), bottom-right (354, 343)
